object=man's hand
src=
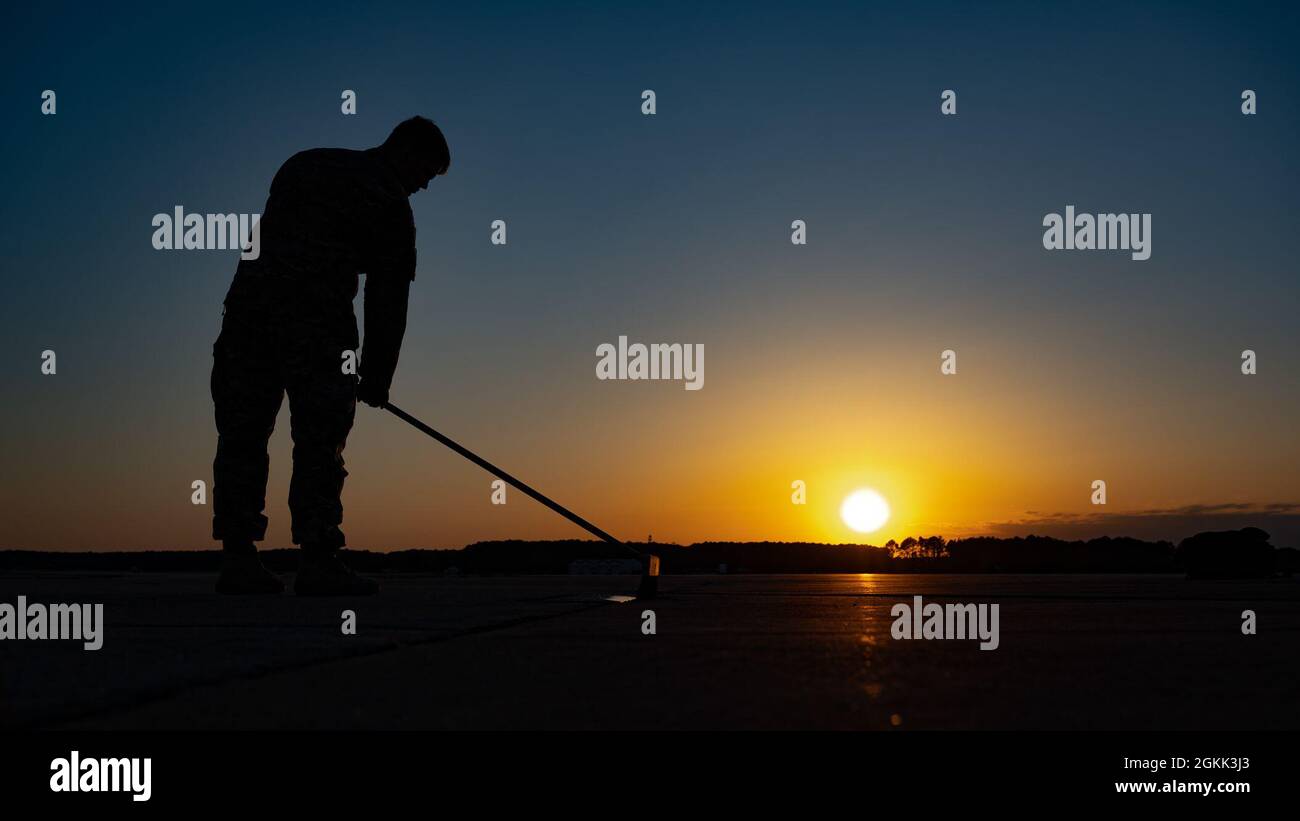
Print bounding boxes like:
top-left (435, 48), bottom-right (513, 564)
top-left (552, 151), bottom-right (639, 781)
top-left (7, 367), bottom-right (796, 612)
top-left (356, 378), bottom-right (389, 408)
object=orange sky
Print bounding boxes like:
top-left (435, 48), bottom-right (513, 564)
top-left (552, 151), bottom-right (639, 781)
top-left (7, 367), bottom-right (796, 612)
top-left (7, 311), bottom-right (1296, 550)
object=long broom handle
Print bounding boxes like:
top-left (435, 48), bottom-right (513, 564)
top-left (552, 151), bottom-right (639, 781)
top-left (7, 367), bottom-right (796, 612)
top-left (382, 401), bottom-right (644, 560)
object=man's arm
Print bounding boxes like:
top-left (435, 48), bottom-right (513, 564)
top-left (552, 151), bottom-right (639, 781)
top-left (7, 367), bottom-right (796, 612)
top-left (357, 200), bottom-right (416, 407)
top-left (357, 272), bottom-right (410, 406)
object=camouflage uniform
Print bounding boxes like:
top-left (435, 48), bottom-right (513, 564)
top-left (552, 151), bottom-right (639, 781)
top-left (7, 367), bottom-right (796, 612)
top-left (212, 148), bottom-right (415, 550)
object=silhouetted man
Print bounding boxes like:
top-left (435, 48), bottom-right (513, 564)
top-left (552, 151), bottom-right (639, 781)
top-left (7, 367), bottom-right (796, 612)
top-left (211, 117), bottom-right (450, 595)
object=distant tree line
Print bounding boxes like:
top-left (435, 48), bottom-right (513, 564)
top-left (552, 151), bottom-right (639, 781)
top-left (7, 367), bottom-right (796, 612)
top-left (2, 528), bottom-right (1294, 577)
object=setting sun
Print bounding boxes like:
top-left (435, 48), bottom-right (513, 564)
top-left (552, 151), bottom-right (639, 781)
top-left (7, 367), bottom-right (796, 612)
top-left (840, 488), bottom-right (891, 534)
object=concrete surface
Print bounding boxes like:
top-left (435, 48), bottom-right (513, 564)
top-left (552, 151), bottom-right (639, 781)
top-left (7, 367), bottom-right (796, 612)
top-left (2, 572), bottom-right (1297, 730)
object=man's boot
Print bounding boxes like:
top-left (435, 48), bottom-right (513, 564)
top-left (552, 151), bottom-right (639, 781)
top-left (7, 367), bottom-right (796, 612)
top-left (294, 547), bottom-right (379, 596)
top-left (215, 541), bottom-right (285, 595)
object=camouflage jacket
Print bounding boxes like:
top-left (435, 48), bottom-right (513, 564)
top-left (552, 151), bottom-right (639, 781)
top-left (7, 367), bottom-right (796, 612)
top-left (223, 147), bottom-right (415, 389)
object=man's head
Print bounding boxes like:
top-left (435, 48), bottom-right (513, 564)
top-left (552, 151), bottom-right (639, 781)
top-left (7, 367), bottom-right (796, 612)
top-left (380, 116), bottom-right (450, 194)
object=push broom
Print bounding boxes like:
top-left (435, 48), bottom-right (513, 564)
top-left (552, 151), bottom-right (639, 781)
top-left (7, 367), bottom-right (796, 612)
top-left (382, 402), bottom-right (659, 599)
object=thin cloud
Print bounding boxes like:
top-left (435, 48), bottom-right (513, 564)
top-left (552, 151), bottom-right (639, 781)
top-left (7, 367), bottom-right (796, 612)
top-left (980, 503), bottom-right (1300, 548)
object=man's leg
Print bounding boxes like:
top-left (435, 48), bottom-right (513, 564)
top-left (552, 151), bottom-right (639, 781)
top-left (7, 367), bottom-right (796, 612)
top-left (285, 320), bottom-right (377, 595)
top-left (211, 313), bottom-right (286, 594)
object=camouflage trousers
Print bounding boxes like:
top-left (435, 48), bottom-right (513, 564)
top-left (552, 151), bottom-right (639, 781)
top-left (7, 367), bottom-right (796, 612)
top-left (211, 307), bottom-right (358, 550)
